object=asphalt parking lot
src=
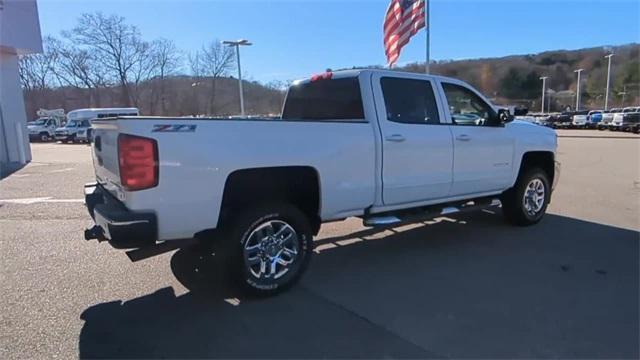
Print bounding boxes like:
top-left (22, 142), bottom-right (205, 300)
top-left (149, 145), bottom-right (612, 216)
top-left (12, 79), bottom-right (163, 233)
top-left (1, 130), bottom-right (639, 359)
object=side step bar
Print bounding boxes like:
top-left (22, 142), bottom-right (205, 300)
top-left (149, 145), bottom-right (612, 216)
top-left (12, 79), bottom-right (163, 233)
top-left (363, 198), bottom-right (501, 227)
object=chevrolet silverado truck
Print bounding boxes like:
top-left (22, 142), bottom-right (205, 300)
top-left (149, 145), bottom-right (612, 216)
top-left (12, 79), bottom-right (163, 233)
top-left (84, 69), bottom-right (560, 295)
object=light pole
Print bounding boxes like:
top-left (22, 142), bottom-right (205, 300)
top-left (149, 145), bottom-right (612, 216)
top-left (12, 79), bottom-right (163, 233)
top-left (604, 53), bottom-right (614, 111)
top-left (223, 39), bottom-right (252, 116)
top-left (574, 68), bottom-right (584, 111)
top-left (619, 85), bottom-right (627, 107)
top-left (540, 76), bottom-right (549, 114)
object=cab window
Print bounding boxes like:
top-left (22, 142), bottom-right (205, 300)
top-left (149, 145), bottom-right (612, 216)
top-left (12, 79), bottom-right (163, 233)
top-left (381, 77), bottom-right (441, 124)
top-left (442, 83), bottom-right (496, 126)
top-left (282, 77), bottom-right (365, 121)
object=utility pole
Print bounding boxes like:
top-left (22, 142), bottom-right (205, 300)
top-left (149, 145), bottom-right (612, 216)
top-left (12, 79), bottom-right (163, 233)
top-left (425, 0), bottom-right (430, 74)
top-left (604, 53), bottom-right (614, 111)
top-left (619, 85), bottom-right (628, 107)
top-left (540, 76), bottom-right (549, 114)
top-left (222, 39), bottom-right (252, 116)
top-left (574, 68), bottom-right (584, 111)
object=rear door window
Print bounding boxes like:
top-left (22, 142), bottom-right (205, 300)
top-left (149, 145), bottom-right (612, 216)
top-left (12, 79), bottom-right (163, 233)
top-left (381, 77), bottom-right (441, 124)
top-left (282, 77), bottom-right (365, 121)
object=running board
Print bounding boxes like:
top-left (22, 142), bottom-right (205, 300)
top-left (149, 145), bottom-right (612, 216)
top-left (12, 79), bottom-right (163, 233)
top-left (363, 198), bottom-right (501, 227)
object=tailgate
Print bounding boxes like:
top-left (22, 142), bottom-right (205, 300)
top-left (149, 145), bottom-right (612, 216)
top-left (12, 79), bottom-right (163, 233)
top-left (91, 120), bottom-right (122, 199)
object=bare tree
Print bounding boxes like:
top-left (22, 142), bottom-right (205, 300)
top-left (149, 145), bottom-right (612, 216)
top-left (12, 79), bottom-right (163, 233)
top-left (187, 51), bottom-right (205, 115)
top-left (147, 38), bottom-right (182, 114)
top-left (48, 36), bottom-right (108, 107)
top-left (66, 12), bottom-right (148, 106)
top-left (192, 40), bottom-right (235, 114)
top-left (18, 36), bottom-right (57, 91)
top-left (128, 40), bottom-right (156, 107)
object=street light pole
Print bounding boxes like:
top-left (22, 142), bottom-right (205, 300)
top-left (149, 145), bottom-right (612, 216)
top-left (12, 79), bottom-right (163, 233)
top-left (619, 85), bottom-right (628, 107)
top-left (604, 53), bottom-right (614, 111)
top-left (540, 76), bottom-right (549, 114)
top-left (574, 68), bottom-right (584, 111)
top-left (223, 39), bottom-right (252, 116)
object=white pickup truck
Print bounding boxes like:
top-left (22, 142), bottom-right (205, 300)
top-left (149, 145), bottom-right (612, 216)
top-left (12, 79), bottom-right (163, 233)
top-left (84, 69), bottom-right (560, 295)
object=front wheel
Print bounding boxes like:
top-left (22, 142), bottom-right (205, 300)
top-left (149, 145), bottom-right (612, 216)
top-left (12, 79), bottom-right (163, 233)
top-left (501, 168), bottom-right (551, 226)
top-left (222, 203), bottom-right (313, 296)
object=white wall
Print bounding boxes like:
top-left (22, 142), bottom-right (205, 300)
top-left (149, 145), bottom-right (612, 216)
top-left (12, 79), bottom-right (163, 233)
top-left (0, 0), bottom-right (43, 54)
top-left (1, 52), bottom-right (32, 171)
top-left (0, 0), bottom-right (41, 175)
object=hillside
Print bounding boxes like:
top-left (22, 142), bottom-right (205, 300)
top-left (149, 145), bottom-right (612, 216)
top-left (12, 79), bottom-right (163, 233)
top-left (398, 43), bottom-right (640, 111)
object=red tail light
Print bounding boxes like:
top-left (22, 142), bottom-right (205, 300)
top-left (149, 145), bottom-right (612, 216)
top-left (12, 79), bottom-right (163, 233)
top-left (118, 134), bottom-right (158, 191)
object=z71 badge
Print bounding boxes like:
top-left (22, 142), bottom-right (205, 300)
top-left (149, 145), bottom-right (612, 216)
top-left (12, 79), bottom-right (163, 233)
top-left (152, 124), bottom-right (197, 132)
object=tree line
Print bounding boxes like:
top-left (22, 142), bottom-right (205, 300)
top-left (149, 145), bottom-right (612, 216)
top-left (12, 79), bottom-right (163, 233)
top-left (19, 12), bottom-right (285, 118)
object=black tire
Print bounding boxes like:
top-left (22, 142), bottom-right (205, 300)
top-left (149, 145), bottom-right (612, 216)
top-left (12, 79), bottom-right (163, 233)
top-left (220, 202), bottom-right (313, 296)
top-left (39, 132), bottom-right (50, 142)
top-left (501, 167), bottom-right (551, 226)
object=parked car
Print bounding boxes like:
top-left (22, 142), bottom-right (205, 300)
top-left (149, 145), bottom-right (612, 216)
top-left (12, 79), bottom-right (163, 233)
top-left (84, 69), bottom-right (559, 295)
top-left (553, 112), bottom-right (574, 129)
top-left (611, 107), bottom-right (639, 131)
top-left (56, 108), bottom-right (139, 143)
top-left (27, 117), bottom-right (62, 142)
top-left (533, 115), bottom-right (552, 127)
top-left (571, 110), bottom-right (589, 128)
top-left (586, 110), bottom-right (603, 129)
top-left (27, 108), bottom-right (66, 141)
top-left (55, 119), bottom-right (92, 143)
top-left (598, 109), bottom-right (618, 130)
top-left (620, 111), bottom-right (640, 133)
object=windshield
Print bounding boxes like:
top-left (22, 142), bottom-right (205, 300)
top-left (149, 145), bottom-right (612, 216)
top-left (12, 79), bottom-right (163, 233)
top-left (29, 119), bottom-right (48, 126)
top-left (65, 120), bottom-right (79, 128)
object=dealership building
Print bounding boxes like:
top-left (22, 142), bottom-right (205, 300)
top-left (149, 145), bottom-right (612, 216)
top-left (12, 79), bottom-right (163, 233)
top-left (0, 0), bottom-right (42, 177)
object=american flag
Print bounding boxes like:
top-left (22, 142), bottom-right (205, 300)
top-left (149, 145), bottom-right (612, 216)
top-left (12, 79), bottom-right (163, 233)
top-left (384, 0), bottom-right (426, 67)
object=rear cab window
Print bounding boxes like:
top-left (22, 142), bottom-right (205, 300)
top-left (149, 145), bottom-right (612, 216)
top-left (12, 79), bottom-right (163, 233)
top-left (282, 77), bottom-right (365, 121)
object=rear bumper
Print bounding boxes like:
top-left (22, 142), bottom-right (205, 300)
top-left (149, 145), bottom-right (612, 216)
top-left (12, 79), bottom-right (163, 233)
top-left (84, 183), bottom-right (157, 249)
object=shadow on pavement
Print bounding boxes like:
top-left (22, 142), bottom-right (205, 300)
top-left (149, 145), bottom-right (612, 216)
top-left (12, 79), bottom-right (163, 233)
top-left (0, 161), bottom-right (27, 179)
top-left (78, 212), bottom-right (639, 359)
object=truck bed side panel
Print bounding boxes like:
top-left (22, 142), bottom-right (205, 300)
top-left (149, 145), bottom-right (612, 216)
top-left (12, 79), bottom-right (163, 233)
top-left (107, 119), bottom-right (376, 241)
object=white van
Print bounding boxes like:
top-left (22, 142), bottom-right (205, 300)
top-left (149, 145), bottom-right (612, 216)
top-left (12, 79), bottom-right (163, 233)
top-left (55, 108), bottom-right (139, 143)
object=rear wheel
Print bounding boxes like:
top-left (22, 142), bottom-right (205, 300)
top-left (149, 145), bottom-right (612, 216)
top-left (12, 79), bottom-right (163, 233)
top-left (501, 168), bottom-right (550, 226)
top-left (39, 133), bottom-right (50, 142)
top-left (221, 203), bottom-right (313, 296)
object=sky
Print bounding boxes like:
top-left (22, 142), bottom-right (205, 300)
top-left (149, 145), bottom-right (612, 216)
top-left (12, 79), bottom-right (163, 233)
top-left (37, 0), bottom-right (640, 83)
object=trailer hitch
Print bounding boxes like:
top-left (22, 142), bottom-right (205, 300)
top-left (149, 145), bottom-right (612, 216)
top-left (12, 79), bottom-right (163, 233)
top-left (84, 225), bottom-right (105, 242)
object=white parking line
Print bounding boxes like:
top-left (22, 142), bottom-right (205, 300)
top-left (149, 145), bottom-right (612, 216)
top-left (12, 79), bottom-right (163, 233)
top-left (0, 197), bottom-right (84, 204)
top-left (49, 168), bottom-right (75, 173)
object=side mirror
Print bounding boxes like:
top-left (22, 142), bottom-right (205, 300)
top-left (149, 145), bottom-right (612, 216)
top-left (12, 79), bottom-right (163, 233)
top-left (497, 108), bottom-right (514, 124)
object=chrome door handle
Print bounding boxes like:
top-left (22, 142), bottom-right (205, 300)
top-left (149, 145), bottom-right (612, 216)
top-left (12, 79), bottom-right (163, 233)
top-left (456, 134), bottom-right (471, 142)
top-left (385, 134), bottom-right (406, 142)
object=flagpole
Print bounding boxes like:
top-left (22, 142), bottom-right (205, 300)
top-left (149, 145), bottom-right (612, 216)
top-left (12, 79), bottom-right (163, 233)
top-left (425, 0), bottom-right (430, 74)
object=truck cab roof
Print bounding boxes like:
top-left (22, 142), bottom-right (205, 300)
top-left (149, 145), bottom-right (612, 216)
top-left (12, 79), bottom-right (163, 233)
top-left (296, 69), bottom-right (467, 86)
